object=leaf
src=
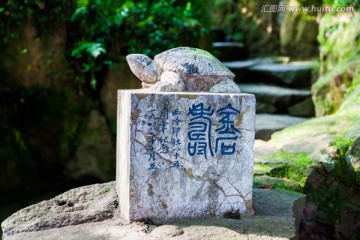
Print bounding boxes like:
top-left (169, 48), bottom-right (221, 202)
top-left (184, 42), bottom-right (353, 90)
top-left (71, 42), bottom-right (106, 59)
top-left (71, 6), bottom-right (87, 21)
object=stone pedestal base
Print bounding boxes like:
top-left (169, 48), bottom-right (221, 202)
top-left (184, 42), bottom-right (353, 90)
top-left (116, 90), bottom-right (255, 222)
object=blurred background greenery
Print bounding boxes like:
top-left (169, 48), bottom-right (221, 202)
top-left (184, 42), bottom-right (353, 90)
top-left (0, 0), bottom-right (359, 236)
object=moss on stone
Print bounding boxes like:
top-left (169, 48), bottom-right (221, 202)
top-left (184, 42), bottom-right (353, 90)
top-left (255, 151), bottom-right (316, 190)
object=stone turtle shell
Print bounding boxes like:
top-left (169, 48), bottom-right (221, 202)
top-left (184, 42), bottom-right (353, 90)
top-left (154, 47), bottom-right (235, 79)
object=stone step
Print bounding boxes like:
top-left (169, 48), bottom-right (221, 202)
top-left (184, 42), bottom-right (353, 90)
top-left (223, 57), bottom-right (290, 82)
top-left (239, 84), bottom-right (314, 116)
top-left (246, 61), bottom-right (316, 88)
top-left (256, 114), bottom-right (308, 141)
top-left (212, 42), bottom-right (247, 61)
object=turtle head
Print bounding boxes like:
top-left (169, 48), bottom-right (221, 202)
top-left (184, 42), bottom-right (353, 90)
top-left (126, 54), bottom-right (161, 83)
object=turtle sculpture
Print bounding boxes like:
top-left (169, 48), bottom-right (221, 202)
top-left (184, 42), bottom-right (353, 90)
top-left (126, 47), bottom-right (241, 93)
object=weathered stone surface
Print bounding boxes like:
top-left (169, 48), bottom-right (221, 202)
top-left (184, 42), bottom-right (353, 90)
top-left (252, 189), bottom-right (304, 218)
top-left (1, 183), bottom-right (298, 240)
top-left (150, 225), bottom-right (184, 238)
top-left (3, 215), bottom-right (293, 240)
top-left (255, 114), bottom-right (308, 141)
top-left (66, 110), bottom-right (115, 181)
top-left (247, 62), bottom-right (315, 88)
top-left (117, 90), bottom-right (255, 221)
top-left (127, 47), bottom-right (236, 92)
top-left (150, 72), bottom-right (186, 92)
top-left (3, 220), bottom-right (144, 240)
top-left (1, 182), bottom-right (117, 237)
top-left (209, 79), bottom-right (241, 93)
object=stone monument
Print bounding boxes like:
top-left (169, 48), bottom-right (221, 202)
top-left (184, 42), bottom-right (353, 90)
top-left (117, 90), bottom-right (255, 222)
top-left (117, 47), bottom-right (255, 222)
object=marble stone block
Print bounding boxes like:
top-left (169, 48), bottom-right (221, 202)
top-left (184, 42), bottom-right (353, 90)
top-left (116, 90), bottom-right (256, 222)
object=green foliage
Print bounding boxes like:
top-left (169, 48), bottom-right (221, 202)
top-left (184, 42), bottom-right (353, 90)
top-left (71, 42), bottom-right (107, 89)
top-left (0, 0), bottom-right (209, 90)
top-left (67, 0), bottom-right (209, 90)
top-left (333, 137), bottom-right (355, 156)
top-left (303, 137), bottom-right (360, 229)
top-left (322, 0), bottom-right (360, 9)
top-left (312, 13), bottom-right (360, 116)
top-left (71, 42), bottom-right (106, 59)
top-left (70, 0), bottom-right (209, 55)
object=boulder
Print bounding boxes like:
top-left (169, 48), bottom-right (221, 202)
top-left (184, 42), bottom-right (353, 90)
top-left (252, 189), bottom-right (304, 218)
top-left (294, 143), bottom-right (360, 239)
top-left (1, 182), bottom-right (117, 238)
top-left (65, 110), bottom-right (115, 182)
top-left (1, 183), bottom-right (301, 240)
top-left (312, 13), bottom-right (360, 117)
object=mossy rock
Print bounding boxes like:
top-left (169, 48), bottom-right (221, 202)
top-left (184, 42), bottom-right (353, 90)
top-left (312, 13), bottom-right (360, 117)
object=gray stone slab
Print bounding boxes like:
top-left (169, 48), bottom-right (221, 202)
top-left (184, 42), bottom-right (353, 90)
top-left (223, 60), bottom-right (269, 69)
top-left (117, 90), bottom-right (256, 222)
top-left (247, 61), bottom-right (315, 88)
top-left (223, 60), bottom-right (271, 82)
top-left (213, 42), bottom-right (245, 48)
top-left (238, 84), bottom-right (312, 114)
top-left (239, 84), bottom-right (311, 100)
top-left (256, 114), bottom-right (308, 141)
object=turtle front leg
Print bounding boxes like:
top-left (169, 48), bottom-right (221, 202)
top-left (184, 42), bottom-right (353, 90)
top-left (209, 78), bottom-right (241, 93)
top-left (150, 71), bottom-right (186, 92)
